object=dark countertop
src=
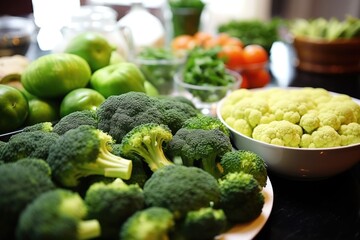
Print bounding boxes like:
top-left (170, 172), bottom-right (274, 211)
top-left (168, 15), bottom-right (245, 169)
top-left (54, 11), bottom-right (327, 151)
top-left (17, 39), bottom-right (360, 240)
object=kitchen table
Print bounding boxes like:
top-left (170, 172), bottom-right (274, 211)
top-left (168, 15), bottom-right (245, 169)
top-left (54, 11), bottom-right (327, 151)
top-left (21, 38), bottom-right (360, 240)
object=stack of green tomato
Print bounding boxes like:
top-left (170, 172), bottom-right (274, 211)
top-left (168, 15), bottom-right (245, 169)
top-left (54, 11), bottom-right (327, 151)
top-left (0, 32), bottom-right (158, 134)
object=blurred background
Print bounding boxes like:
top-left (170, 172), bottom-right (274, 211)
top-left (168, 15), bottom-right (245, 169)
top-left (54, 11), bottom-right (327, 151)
top-left (1, 0), bottom-right (359, 19)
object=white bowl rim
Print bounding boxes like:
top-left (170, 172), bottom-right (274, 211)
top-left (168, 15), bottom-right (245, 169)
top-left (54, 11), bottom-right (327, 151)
top-left (216, 86), bottom-right (360, 151)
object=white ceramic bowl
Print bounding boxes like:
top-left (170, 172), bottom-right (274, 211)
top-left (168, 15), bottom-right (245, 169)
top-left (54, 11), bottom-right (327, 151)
top-left (217, 89), bottom-right (360, 180)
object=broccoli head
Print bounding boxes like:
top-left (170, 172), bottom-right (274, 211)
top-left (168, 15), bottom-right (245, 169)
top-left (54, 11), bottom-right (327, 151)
top-left (47, 125), bottom-right (133, 187)
top-left (96, 91), bottom-right (198, 143)
top-left (167, 128), bottom-right (233, 178)
top-left (0, 159), bottom-right (55, 239)
top-left (220, 150), bottom-right (268, 187)
top-left (119, 207), bottom-right (175, 240)
top-left (143, 165), bottom-right (220, 218)
top-left (84, 178), bottom-right (145, 240)
top-left (177, 207), bottom-right (227, 240)
top-left (53, 110), bottom-right (98, 135)
top-left (16, 189), bottom-right (101, 240)
top-left (120, 123), bottom-right (173, 172)
top-left (0, 130), bottom-right (60, 163)
top-left (182, 114), bottom-right (230, 137)
top-left (219, 172), bottom-right (264, 223)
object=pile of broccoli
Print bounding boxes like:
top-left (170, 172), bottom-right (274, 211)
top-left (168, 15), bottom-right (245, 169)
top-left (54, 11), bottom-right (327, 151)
top-left (0, 91), bottom-right (269, 240)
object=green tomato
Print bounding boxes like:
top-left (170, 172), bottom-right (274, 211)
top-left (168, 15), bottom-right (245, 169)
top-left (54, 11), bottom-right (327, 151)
top-left (60, 88), bottom-right (105, 117)
top-left (21, 53), bottom-right (91, 99)
top-left (0, 84), bottom-right (29, 133)
top-left (144, 80), bottom-right (159, 96)
top-left (26, 98), bottom-right (60, 126)
top-left (90, 62), bottom-right (146, 98)
top-left (64, 32), bottom-right (116, 72)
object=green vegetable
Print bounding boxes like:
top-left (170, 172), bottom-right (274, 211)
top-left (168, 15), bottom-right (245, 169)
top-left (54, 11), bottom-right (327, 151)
top-left (219, 172), bottom-right (264, 223)
top-left (177, 207), bottom-right (227, 240)
top-left (21, 53), bottom-right (91, 98)
top-left (167, 128), bottom-right (233, 178)
top-left (64, 32), bottom-right (116, 72)
top-left (47, 125), bottom-right (133, 187)
top-left (53, 110), bottom-right (98, 135)
top-left (120, 207), bottom-right (175, 240)
top-left (84, 178), bottom-right (144, 240)
top-left (182, 114), bottom-right (230, 137)
top-left (218, 18), bottom-right (282, 51)
top-left (220, 150), bottom-right (268, 187)
top-left (0, 159), bottom-right (55, 239)
top-left (0, 130), bottom-right (59, 163)
top-left (21, 121), bottom-right (53, 132)
top-left (136, 47), bottom-right (184, 95)
top-left (143, 165), bottom-right (220, 218)
top-left (182, 47), bottom-right (236, 102)
top-left (96, 91), bottom-right (198, 143)
top-left (60, 88), bottom-right (105, 118)
top-left (0, 84), bottom-right (29, 133)
top-left (120, 123), bottom-right (174, 172)
top-left (16, 189), bottom-right (101, 240)
top-left (290, 16), bottom-right (360, 40)
top-left (90, 62), bottom-right (146, 98)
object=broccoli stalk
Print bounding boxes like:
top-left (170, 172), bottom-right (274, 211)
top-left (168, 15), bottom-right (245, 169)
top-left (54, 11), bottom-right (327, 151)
top-left (120, 123), bottom-right (173, 172)
top-left (47, 125), bottom-right (132, 187)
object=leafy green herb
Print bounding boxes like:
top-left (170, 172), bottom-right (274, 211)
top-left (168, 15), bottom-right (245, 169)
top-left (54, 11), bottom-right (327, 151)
top-left (182, 47), bottom-right (236, 102)
top-left (218, 18), bottom-right (282, 52)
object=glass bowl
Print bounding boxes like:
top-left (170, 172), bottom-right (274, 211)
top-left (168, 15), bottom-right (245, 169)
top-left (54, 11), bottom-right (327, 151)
top-left (134, 56), bottom-right (186, 95)
top-left (174, 70), bottom-right (241, 115)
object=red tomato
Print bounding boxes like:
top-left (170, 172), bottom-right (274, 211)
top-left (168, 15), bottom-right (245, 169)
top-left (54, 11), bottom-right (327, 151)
top-left (243, 44), bottom-right (268, 64)
top-left (240, 74), bottom-right (250, 89)
top-left (243, 68), bottom-right (271, 88)
top-left (218, 45), bottom-right (245, 70)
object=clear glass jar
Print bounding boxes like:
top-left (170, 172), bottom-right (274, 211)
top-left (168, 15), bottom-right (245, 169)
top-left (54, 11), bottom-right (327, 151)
top-left (57, 5), bottom-right (132, 59)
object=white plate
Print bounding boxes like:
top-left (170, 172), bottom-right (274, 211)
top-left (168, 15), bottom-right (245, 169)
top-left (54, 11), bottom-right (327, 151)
top-left (216, 177), bottom-right (274, 240)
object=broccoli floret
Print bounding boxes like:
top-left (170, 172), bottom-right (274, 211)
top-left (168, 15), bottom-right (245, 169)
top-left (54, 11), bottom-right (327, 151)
top-left (0, 160), bottom-right (55, 239)
top-left (84, 178), bottom-right (144, 240)
top-left (53, 110), bottom-right (98, 135)
top-left (47, 125), bottom-right (133, 187)
top-left (220, 150), bottom-right (268, 187)
top-left (119, 207), bottom-right (175, 240)
top-left (16, 189), bottom-right (101, 240)
top-left (96, 91), bottom-right (198, 143)
top-left (176, 207), bottom-right (227, 240)
top-left (154, 96), bottom-right (199, 134)
top-left (120, 123), bottom-right (173, 172)
top-left (22, 121), bottom-right (54, 132)
top-left (167, 128), bottom-right (232, 178)
top-left (219, 172), bottom-right (264, 223)
top-left (0, 130), bottom-right (60, 163)
top-left (143, 165), bottom-right (220, 218)
top-left (182, 115), bottom-right (230, 137)
top-left (15, 157), bottom-right (52, 176)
